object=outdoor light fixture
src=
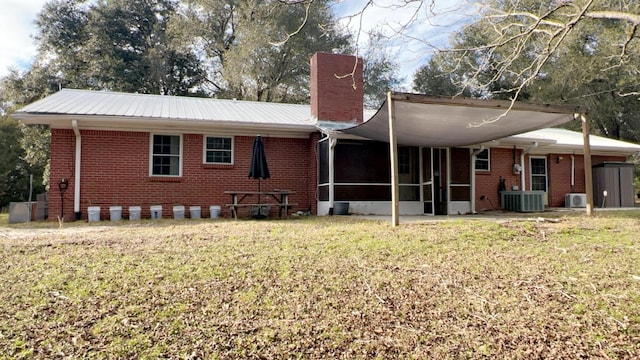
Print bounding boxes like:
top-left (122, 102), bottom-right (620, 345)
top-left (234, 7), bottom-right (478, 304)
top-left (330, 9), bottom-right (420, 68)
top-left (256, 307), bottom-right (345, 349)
top-left (58, 178), bottom-right (69, 220)
top-left (556, 156), bottom-right (563, 163)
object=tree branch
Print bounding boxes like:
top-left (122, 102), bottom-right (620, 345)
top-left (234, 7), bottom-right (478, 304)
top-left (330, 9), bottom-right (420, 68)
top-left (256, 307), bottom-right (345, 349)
top-left (585, 11), bottom-right (640, 25)
top-left (269, 1), bottom-right (313, 47)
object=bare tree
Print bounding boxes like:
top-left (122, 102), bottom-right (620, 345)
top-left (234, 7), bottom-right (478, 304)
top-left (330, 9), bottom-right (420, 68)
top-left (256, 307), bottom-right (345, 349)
top-left (455, 1), bottom-right (640, 102)
top-left (275, 0), bottom-right (640, 101)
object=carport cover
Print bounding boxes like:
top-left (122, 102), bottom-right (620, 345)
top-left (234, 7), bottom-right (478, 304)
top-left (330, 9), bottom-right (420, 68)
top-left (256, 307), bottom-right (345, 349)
top-left (342, 93), bottom-right (581, 147)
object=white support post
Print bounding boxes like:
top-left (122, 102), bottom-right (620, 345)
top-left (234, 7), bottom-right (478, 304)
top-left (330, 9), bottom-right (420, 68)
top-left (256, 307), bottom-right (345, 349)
top-left (470, 146), bottom-right (484, 214)
top-left (580, 113), bottom-right (594, 216)
top-left (388, 92), bottom-right (399, 226)
top-left (328, 136), bottom-right (336, 214)
top-left (446, 147), bottom-right (451, 215)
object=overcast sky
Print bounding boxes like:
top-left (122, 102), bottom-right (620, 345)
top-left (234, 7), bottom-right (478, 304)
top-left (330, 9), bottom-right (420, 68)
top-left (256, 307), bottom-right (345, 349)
top-left (332, 0), bottom-right (471, 87)
top-left (0, 0), bottom-right (469, 84)
top-left (0, 0), bottom-right (48, 77)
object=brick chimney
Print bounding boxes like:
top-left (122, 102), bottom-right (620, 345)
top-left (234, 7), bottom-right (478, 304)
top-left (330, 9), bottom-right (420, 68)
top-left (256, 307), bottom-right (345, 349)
top-left (310, 52), bottom-right (364, 123)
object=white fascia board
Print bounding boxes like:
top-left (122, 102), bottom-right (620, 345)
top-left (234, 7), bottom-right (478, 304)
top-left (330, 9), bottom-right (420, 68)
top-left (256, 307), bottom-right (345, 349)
top-left (17, 114), bottom-right (317, 138)
top-left (466, 140), bottom-right (640, 157)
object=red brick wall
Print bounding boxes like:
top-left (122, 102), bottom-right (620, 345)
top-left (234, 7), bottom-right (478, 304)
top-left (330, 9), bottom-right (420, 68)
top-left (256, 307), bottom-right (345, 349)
top-left (473, 148), bottom-right (626, 211)
top-left (310, 52), bottom-right (364, 123)
top-left (474, 148), bottom-right (522, 211)
top-left (49, 128), bottom-right (629, 219)
top-left (48, 129), bottom-right (316, 220)
top-left (49, 129), bottom-right (76, 220)
top-left (548, 154), bottom-right (574, 207)
top-left (548, 154), bottom-right (625, 207)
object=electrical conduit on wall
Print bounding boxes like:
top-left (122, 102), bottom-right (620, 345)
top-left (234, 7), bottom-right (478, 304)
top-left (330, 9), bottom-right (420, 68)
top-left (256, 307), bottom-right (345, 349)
top-left (571, 154), bottom-right (575, 192)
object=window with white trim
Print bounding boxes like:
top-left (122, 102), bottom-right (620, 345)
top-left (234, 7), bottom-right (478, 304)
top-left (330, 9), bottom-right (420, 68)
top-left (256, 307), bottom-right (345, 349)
top-left (151, 134), bottom-right (182, 176)
top-left (474, 148), bottom-right (490, 171)
top-left (204, 136), bottom-right (233, 164)
top-left (530, 157), bottom-right (547, 191)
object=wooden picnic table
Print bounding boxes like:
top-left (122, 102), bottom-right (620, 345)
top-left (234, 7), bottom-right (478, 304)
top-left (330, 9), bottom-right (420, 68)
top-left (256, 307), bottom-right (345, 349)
top-left (224, 190), bottom-right (296, 219)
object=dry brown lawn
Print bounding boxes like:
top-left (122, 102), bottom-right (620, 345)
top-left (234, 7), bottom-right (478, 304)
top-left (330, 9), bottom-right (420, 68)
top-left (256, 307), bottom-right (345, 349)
top-left (1, 213), bottom-right (639, 358)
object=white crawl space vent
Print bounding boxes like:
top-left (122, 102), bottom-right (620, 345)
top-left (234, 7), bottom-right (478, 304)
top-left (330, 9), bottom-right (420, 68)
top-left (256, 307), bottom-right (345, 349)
top-left (565, 193), bottom-right (586, 208)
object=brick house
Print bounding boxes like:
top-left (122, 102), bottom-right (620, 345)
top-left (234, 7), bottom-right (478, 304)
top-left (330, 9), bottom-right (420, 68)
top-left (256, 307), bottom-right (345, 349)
top-left (14, 52), bottom-right (640, 220)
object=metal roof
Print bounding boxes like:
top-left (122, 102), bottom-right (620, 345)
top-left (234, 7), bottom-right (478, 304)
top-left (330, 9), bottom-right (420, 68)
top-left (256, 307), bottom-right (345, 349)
top-left (506, 128), bottom-right (640, 156)
top-left (14, 89), bottom-right (640, 155)
top-left (14, 88), bottom-right (316, 131)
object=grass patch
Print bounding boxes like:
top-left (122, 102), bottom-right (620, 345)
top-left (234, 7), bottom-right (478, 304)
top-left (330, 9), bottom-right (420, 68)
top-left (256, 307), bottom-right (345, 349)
top-left (1, 215), bottom-right (639, 358)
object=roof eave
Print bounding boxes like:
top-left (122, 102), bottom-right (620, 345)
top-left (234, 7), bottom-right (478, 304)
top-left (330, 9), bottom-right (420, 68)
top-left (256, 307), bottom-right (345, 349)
top-left (14, 113), bottom-right (318, 137)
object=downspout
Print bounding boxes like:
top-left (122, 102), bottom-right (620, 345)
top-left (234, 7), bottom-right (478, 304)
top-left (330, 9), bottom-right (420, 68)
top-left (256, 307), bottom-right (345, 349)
top-left (470, 146), bottom-right (485, 214)
top-left (328, 136), bottom-right (337, 215)
top-left (520, 142), bottom-right (538, 191)
top-left (72, 120), bottom-right (81, 218)
top-left (570, 154), bottom-right (575, 192)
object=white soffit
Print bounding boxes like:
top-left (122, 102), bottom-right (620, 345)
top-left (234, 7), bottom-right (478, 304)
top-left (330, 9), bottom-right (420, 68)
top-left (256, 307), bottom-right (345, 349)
top-left (342, 93), bottom-right (582, 147)
top-left (509, 128), bottom-right (640, 155)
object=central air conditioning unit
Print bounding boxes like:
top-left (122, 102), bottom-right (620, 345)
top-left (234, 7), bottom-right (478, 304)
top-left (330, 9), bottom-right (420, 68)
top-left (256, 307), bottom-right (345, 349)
top-left (501, 191), bottom-right (545, 212)
top-left (565, 193), bottom-right (587, 208)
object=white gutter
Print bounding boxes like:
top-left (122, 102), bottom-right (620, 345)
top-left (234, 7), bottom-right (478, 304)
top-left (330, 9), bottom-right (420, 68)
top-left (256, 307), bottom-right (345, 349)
top-left (470, 146), bottom-right (485, 214)
top-left (570, 154), bottom-right (575, 192)
top-left (520, 142), bottom-right (538, 191)
top-left (72, 120), bottom-right (81, 216)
